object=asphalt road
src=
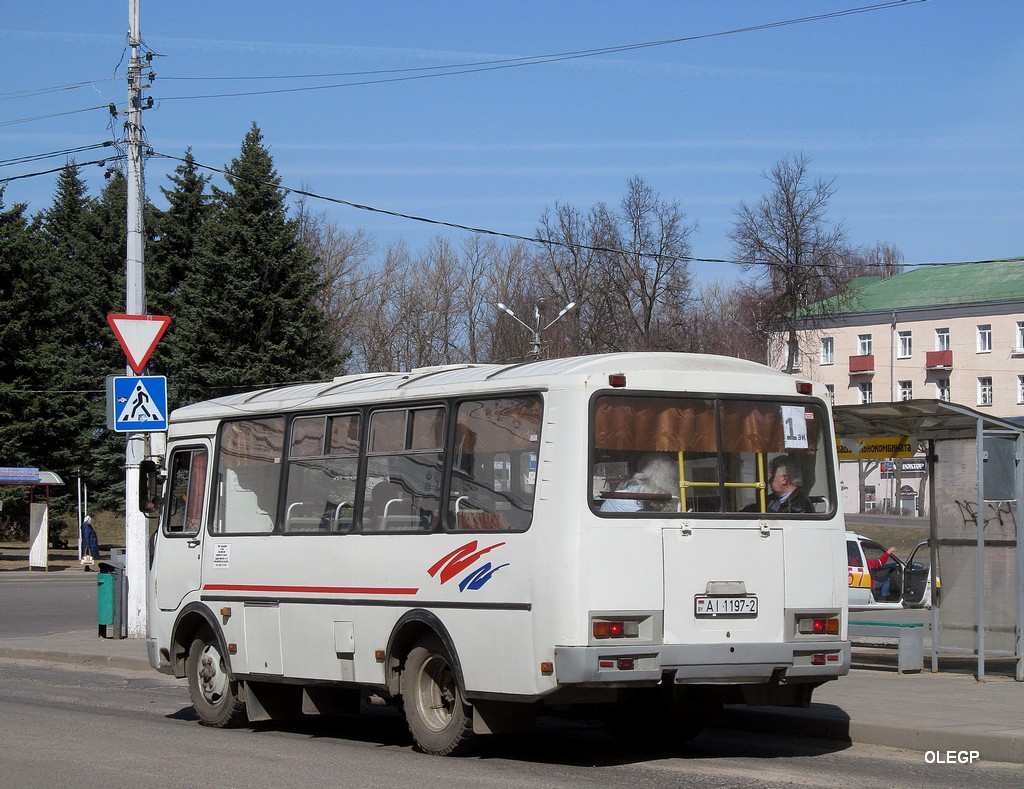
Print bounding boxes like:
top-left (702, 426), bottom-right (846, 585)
top-left (3, 659), bottom-right (1022, 789)
top-left (1, 571), bottom-right (97, 635)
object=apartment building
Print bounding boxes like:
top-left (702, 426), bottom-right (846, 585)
top-left (769, 259), bottom-right (1024, 513)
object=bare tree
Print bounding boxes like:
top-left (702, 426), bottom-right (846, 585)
top-left (352, 241), bottom-right (410, 372)
top-left (841, 241), bottom-right (905, 281)
top-left (532, 177), bottom-right (697, 356)
top-left (730, 154), bottom-right (849, 373)
top-left (534, 201), bottom-right (619, 355)
top-left (614, 176), bottom-right (696, 350)
top-left (687, 279), bottom-right (768, 362)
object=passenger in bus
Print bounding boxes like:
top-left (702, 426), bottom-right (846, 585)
top-left (600, 458), bottom-right (679, 512)
top-left (764, 455), bottom-right (813, 513)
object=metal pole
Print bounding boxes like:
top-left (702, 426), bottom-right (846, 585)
top-left (927, 439), bottom-right (939, 672)
top-left (1016, 429), bottom-right (1024, 681)
top-left (976, 419), bottom-right (985, 679)
top-left (124, 0), bottom-right (148, 638)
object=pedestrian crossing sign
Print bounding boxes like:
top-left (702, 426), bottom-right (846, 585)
top-left (107, 375), bottom-right (168, 432)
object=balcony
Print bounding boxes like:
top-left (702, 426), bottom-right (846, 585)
top-left (849, 354), bottom-right (875, 374)
top-left (926, 350), bottom-right (953, 369)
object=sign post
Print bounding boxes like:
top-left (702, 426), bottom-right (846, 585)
top-left (107, 313), bottom-right (170, 638)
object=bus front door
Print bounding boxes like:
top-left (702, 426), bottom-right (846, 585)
top-left (154, 446), bottom-right (209, 611)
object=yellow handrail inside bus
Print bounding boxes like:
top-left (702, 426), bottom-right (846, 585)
top-left (677, 451), bottom-right (767, 511)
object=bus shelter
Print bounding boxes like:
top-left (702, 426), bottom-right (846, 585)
top-left (833, 400), bottom-right (1024, 681)
top-left (0, 468), bottom-right (65, 571)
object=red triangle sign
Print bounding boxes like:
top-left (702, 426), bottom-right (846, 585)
top-left (107, 314), bottom-right (171, 373)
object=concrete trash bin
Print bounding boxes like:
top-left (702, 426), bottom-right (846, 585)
top-left (97, 551), bottom-right (127, 639)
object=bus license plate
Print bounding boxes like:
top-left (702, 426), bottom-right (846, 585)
top-left (694, 595), bottom-right (758, 617)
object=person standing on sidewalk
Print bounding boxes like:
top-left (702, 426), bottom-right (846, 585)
top-left (80, 515), bottom-right (100, 572)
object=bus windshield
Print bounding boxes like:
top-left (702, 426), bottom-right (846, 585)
top-left (591, 394), bottom-right (834, 516)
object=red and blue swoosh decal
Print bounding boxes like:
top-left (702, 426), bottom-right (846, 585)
top-left (428, 540), bottom-right (509, 591)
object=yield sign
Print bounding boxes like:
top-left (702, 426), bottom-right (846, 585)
top-left (107, 314), bottom-right (171, 373)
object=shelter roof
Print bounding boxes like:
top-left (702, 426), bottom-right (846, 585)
top-left (833, 399), bottom-right (1024, 442)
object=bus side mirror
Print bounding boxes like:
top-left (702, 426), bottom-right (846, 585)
top-left (139, 459), bottom-right (162, 517)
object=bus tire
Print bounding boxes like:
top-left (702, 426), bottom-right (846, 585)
top-left (401, 634), bottom-right (475, 756)
top-left (186, 629), bottom-right (246, 728)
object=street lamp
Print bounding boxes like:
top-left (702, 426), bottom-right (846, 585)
top-left (495, 299), bottom-right (576, 361)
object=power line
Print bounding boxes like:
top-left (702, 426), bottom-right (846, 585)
top-left (158, 1), bottom-right (923, 101)
top-left (0, 142), bottom-right (117, 169)
top-left (151, 150), bottom-right (1017, 273)
top-left (0, 157), bottom-right (123, 185)
top-left (0, 78), bottom-right (120, 101)
top-left (0, 104), bottom-right (115, 129)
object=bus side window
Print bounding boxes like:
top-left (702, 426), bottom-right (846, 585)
top-left (165, 448), bottom-right (207, 537)
top-left (284, 413), bottom-right (360, 533)
top-left (213, 418), bottom-right (284, 534)
top-left (362, 407), bottom-right (445, 533)
top-left (448, 396), bottom-right (541, 531)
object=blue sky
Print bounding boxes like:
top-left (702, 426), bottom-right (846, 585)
top-left (2, 1), bottom-right (1022, 284)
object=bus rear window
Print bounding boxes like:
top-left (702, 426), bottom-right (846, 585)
top-left (591, 394), bottom-right (834, 516)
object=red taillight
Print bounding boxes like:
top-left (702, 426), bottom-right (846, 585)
top-left (616, 658), bottom-right (635, 671)
top-left (798, 616), bottom-right (840, 635)
top-left (593, 620), bottom-right (625, 638)
top-left (811, 653), bottom-right (826, 665)
top-left (608, 374), bottom-right (627, 388)
top-left (796, 381), bottom-right (813, 395)
top-left (593, 619), bottom-right (639, 638)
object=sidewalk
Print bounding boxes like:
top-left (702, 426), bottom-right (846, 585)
top-left (0, 625), bottom-right (1021, 764)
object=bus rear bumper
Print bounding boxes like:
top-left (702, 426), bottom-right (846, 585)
top-left (553, 640), bottom-right (851, 686)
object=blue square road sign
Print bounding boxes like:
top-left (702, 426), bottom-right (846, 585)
top-left (107, 375), bottom-right (168, 432)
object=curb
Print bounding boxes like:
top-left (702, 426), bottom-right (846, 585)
top-left (0, 646), bottom-right (152, 673)
top-left (720, 705), bottom-right (1024, 765)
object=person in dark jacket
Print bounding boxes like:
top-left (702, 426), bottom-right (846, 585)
top-left (81, 515), bottom-right (100, 571)
top-left (764, 455), bottom-right (813, 513)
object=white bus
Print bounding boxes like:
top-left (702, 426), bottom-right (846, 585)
top-left (143, 352), bottom-right (850, 755)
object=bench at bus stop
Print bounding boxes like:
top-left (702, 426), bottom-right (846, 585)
top-left (849, 620), bottom-right (924, 674)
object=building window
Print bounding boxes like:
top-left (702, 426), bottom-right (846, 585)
top-left (935, 327), bottom-right (950, 351)
top-left (897, 331), bottom-right (912, 359)
top-left (825, 384), bottom-right (835, 405)
top-left (978, 377), bottom-right (993, 406)
top-left (1017, 322), bottom-right (1024, 352)
top-left (936, 378), bottom-right (950, 402)
top-left (858, 381), bottom-right (873, 404)
top-left (858, 334), bottom-right (873, 355)
top-left (820, 337), bottom-right (834, 366)
top-left (899, 380), bottom-right (913, 401)
top-left (977, 324), bottom-right (992, 353)
top-left (1018, 375), bottom-right (1024, 404)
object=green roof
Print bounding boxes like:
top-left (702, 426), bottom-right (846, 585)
top-left (808, 259), bottom-right (1024, 316)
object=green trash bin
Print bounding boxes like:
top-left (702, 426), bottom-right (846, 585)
top-left (97, 553), bottom-right (126, 638)
top-left (97, 572), bottom-right (115, 636)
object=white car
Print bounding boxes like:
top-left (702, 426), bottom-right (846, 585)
top-left (847, 532), bottom-right (938, 611)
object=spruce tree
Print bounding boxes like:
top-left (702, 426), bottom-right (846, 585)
top-left (23, 164), bottom-right (124, 513)
top-left (147, 149), bottom-right (211, 383)
top-left (172, 124), bottom-right (340, 404)
top-left (0, 189), bottom-right (41, 527)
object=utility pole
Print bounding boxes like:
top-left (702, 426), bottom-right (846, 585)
top-left (124, 0), bottom-right (152, 638)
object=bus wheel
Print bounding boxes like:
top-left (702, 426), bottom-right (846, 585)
top-left (186, 629), bottom-right (246, 728)
top-left (401, 635), bottom-right (475, 755)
